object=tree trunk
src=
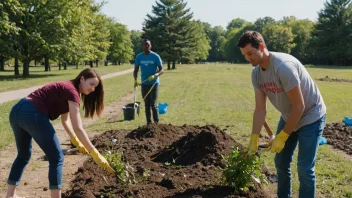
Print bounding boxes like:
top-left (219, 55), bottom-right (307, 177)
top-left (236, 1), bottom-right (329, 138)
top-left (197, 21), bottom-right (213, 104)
top-left (76, 62), bottom-right (78, 69)
top-left (172, 60), bottom-right (176, 69)
top-left (0, 56), bottom-right (4, 71)
top-left (104, 60), bottom-right (108, 66)
top-left (23, 59), bottom-right (30, 77)
top-left (14, 57), bottom-right (19, 75)
top-left (89, 61), bottom-right (93, 68)
top-left (44, 56), bottom-right (50, 71)
top-left (64, 62), bottom-right (67, 70)
top-left (118, 60), bottom-right (121, 65)
top-left (58, 61), bottom-right (61, 70)
top-left (34, 60), bottom-right (37, 67)
top-left (167, 61), bottom-right (171, 70)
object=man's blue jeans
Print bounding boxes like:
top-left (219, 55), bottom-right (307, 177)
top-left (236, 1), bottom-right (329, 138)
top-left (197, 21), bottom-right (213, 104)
top-left (275, 115), bottom-right (326, 198)
top-left (141, 84), bottom-right (159, 124)
top-left (8, 98), bottom-right (64, 189)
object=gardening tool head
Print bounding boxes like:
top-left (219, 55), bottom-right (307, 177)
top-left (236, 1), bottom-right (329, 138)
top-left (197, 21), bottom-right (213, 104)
top-left (134, 102), bottom-right (140, 115)
top-left (62, 148), bottom-right (78, 155)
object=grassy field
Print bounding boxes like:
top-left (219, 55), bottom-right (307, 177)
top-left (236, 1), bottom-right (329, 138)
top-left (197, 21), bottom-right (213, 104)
top-left (0, 64), bottom-right (132, 92)
top-left (1, 63), bottom-right (352, 197)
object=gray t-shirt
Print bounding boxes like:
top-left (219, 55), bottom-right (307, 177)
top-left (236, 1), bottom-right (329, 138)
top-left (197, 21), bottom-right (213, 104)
top-left (252, 52), bottom-right (326, 130)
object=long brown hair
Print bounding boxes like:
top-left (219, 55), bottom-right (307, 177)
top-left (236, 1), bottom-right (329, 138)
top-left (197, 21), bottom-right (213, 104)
top-left (71, 68), bottom-right (104, 118)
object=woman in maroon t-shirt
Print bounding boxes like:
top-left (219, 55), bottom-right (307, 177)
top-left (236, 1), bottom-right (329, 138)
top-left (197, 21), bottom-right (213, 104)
top-left (6, 68), bottom-right (114, 198)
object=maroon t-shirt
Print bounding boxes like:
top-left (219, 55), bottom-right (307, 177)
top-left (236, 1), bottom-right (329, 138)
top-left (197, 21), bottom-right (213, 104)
top-left (27, 81), bottom-right (81, 120)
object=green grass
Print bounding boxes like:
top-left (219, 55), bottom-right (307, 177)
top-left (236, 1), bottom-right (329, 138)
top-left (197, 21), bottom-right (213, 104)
top-left (1, 63), bottom-right (352, 197)
top-left (0, 64), bottom-right (132, 92)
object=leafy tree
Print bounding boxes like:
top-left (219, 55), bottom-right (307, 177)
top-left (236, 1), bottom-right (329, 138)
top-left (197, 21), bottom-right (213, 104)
top-left (253, 17), bottom-right (276, 33)
top-left (0, 0), bottom-right (23, 72)
top-left (222, 23), bottom-right (255, 63)
top-left (107, 19), bottom-right (134, 65)
top-left (181, 20), bottom-right (210, 63)
top-left (226, 18), bottom-right (247, 32)
top-left (131, 30), bottom-right (143, 59)
top-left (310, 0), bottom-right (352, 65)
top-left (203, 23), bottom-right (226, 62)
top-left (262, 24), bottom-right (295, 53)
top-left (281, 16), bottom-right (315, 63)
top-left (90, 14), bottom-right (111, 67)
top-left (142, 0), bottom-right (206, 69)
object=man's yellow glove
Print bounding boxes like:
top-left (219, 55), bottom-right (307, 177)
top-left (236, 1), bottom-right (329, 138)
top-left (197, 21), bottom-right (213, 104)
top-left (147, 74), bottom-right (157, 81)
top-left (89, 148), bottom-right (115, 174)
top-left (71, 136), bottom-right (88, 154)
top-left (134, 80), bottom-right (140, 87)
top-left (267, 131), bottom-right (289, 153)
top-left (245, 134), bottom-right (259, 155)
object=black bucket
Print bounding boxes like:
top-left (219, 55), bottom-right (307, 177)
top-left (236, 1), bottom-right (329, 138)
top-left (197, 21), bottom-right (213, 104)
top-left (123, 102), bottom-right (140, 120)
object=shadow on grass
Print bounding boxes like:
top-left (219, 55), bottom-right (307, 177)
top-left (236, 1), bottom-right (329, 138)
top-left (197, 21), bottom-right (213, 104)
top-left (0, 73), bottom-right (65, 81)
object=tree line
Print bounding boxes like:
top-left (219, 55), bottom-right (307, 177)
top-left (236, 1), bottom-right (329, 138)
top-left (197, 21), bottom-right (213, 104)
top-left (0, 0), bottom-right (351, 77)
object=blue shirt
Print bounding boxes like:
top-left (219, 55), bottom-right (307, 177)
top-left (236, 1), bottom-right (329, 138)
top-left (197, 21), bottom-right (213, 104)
top-left (134, 51), bottom-right (162, 85)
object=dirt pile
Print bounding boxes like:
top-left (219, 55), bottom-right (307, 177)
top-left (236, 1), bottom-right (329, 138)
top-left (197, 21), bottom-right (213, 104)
top-left (324, 122), bottom-right (352, 155)
top-left (63, 124), bottom-right (272, 198)
top-left (316, 76), bottom-right (352, 83)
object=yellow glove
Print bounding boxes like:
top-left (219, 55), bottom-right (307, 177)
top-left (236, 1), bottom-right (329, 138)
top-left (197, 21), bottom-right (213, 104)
top-left (89, 148), bottom-right (115, 174)
top-left (134, 80), bottom-right (140, 87)
top-left (147, 74), bottom-right (157, 81)
top-left (71, 136), bottom-right (88, 154)
top-left (245, 134), bottom-right (259, 155)
top-left (268, 131), bottom-right (289, 153)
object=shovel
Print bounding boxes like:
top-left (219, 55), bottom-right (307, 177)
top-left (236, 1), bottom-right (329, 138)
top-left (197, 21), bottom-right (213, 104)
top-left (62, 148), bottom-right (78, 155)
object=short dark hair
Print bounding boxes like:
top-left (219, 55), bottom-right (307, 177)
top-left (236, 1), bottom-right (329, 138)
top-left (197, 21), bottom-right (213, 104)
top-left (237, 31), bottom-right (266, 49)
top-left (142, 39), bottom-right (151, 44)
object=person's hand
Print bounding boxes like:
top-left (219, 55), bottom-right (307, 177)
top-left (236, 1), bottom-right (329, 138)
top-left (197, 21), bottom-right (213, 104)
top-left (147, 74), bottom-right (157, 81)
top-left (267, 131), bottom-right (289, 153)
top-left (70, 136), bottom-right (88, 154)
top-left (89, 148), bottom-right (115, 174)
top-left (134, 80), bottom-right (140, 87)
top-left (244, 134), bottom-right (259, 155)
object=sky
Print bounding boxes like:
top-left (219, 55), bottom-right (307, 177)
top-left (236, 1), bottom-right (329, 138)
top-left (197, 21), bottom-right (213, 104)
top-left (99, 0), bottom-right (327, 31)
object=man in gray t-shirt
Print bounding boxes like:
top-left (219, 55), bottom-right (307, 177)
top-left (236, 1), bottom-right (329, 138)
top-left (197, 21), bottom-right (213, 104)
top-left (237, 31), bottom-right (326, 198)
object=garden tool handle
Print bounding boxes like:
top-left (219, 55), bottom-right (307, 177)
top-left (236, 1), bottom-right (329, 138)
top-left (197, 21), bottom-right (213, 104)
top-left (134, 86), bottom-right (136, 104)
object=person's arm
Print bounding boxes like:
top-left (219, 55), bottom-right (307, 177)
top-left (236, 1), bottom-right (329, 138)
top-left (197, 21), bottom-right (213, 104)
top-left (266, 62), bottom-right (304, 153)
top-left (68, 101), bottom-right (94, 152)
top-left (252, 89), bottom-right (267, 135)
top-left (282, 85), bottom-right (305, 135)
top-left (156, 65), bottom-right (164, 76)
top-left (133, 66), bottom-right (139, 80)
top-left (245, 89), bottom-right (267, 154)
top-left (68, 101), bottom-right (115, 173)
top-left (61, 112), bottom-right (75, 139)
top-left (61, 112), bottom-right (88, 154)
top-left (277, 62), bottom-right (305, 135)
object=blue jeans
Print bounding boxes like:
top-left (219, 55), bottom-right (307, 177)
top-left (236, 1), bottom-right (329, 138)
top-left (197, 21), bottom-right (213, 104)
top-left (141, 84), bottom-right (159, 124)
top-left (275, 115), bottom-right (326, 198)
top-left (8, 98), bottom-right (64, 189)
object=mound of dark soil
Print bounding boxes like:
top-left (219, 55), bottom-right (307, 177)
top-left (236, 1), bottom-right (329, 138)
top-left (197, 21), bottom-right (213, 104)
top-left (63, 124), bottom-right (272, 198)
top-left (324, 122), bottom-right (352, 155)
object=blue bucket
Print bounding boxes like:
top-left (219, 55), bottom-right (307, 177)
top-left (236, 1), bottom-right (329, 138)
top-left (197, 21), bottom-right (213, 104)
top-left (319, 137), bottom-right (327, 145)
top-left (158, 103), bottom-right (168, 114)
top-left (344, 116), bottom-right (352, 126)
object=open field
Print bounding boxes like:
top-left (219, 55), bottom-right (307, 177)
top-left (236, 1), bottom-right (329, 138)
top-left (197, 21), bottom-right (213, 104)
top-left (1, 63), bottom-right (352, 197)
